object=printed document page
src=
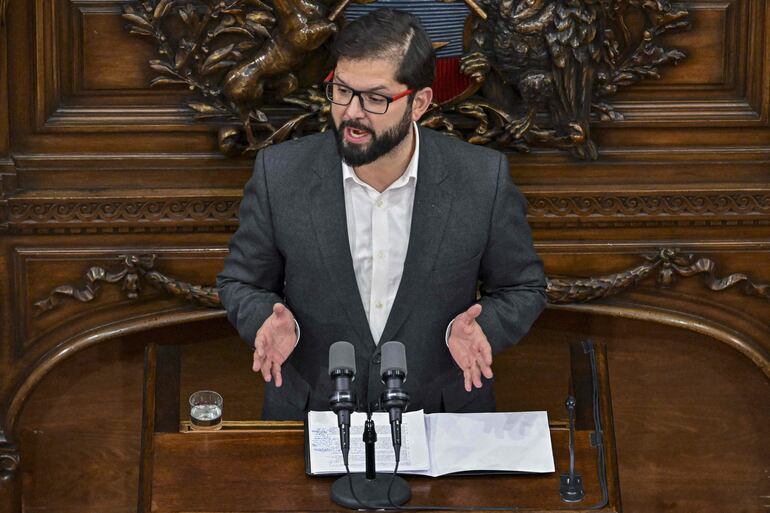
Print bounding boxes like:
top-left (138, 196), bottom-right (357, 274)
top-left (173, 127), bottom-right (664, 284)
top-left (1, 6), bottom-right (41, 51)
top-left (307, 410), bottom-right (554, 476)
top-left (307, 410), bottom-right (430, 474)
top-left (416, 411), bottom-right (555, 477)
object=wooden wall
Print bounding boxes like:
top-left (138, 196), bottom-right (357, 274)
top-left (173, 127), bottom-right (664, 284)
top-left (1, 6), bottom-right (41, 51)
top-left (1, 0), bottom-right (769, 512)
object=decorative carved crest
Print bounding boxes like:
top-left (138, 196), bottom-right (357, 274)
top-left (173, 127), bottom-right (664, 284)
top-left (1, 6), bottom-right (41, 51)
top-left (121, 0), bottom-right (690, 160)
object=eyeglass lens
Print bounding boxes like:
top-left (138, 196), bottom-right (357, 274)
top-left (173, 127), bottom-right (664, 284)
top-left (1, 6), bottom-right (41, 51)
top-left (325, 83), bottom-right (390, 114)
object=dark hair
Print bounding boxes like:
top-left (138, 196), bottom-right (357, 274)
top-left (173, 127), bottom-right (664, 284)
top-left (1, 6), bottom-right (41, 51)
top-left (332, 8), bottom-right (435, 90)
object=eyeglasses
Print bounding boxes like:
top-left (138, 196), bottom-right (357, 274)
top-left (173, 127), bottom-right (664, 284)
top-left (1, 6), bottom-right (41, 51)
top-left (323, 71), bottom-right (413, 115)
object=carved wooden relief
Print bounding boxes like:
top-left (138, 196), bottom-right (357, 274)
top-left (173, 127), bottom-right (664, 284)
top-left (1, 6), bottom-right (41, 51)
top-left (34, 254), bottom-right (220, 314)
top-left (6, 190), bottom-right (770, 234)
top-left (33, 248), bottom-right (770, 316)
top-left (2, 1), bottom-right (770, 512)
top-left (121, 0), bottom-right (690, 159)
top-left (7, 195), bottom-right (241, 233)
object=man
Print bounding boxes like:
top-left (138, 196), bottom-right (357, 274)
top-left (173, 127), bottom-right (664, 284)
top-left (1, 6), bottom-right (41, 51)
top-left (217, 9), bottom-right (547, 420)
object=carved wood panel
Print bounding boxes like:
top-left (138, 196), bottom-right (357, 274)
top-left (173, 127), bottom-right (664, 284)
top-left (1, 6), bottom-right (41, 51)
top-left (1, 0), bottom-right (769, 511)
top-left (1, 0), bottom-right (766, 165)
top-left (10, 246), bottom-right (227, 356)
top-left (611, 0), bottom-right (769, 124)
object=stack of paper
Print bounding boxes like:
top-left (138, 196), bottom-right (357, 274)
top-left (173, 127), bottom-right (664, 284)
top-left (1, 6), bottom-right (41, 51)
top-left (306, 410), bottom-right (555, 477)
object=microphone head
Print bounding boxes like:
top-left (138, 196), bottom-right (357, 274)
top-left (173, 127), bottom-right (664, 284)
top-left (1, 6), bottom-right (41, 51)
top-left (380, 341), bottom-right (407, 377)
top-left (329, 341), bottom-right (356, 377)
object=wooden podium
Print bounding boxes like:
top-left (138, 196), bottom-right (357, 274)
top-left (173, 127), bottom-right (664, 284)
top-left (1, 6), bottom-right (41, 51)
top-left (138, 342), bottom-right (621, 512)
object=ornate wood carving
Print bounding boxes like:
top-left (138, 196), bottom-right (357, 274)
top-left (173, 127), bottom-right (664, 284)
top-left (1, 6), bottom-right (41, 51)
top-left (526, 191), bottom-right (770, 226)
top-left (7, 197), bottom-right (241, 231)
top-left (528, 192), bottom-right (770, 218)
top-left (33, 248), bottom-right (770, 315)
top-left (33, 254), bottom-right (220, 315)
top-left (547, 248), bottom-right (770, 304)
top-left (121, 0), bottom-right (345, 155)
top-left (9, 190), bottom-right (770, 234)
top-left (121, 0), bottom-right (689, 160)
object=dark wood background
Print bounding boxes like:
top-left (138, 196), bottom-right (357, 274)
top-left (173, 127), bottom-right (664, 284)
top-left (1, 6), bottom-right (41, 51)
top-left (1, 1), bottom-right (769, 512)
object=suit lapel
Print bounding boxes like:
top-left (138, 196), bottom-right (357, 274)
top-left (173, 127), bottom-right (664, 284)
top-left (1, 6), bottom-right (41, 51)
top-left (309, 134), bottom-right (374, 348)
top-left (379, 128), bottom-right (453, 345)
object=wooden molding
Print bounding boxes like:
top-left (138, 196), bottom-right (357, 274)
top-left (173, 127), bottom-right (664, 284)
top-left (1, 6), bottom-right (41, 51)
top-left (3, 307), bottom-right (225, 443)
top-left (5, 190), bottom-right (770, 233)
top-left (31, 247), bottom-right (770, 312)
top-left (554, 291), bottom-right (770, 381)
top-left (7, 195), bottom-right (240, 233)
top-left (527, 190), bottom-right (770, 226)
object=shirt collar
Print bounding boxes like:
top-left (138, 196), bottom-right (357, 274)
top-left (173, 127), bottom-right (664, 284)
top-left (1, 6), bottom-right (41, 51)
top-left (342, 122), bottom-right (420, 191)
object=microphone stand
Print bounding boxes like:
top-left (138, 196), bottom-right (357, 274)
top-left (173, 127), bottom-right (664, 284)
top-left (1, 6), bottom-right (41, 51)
top-left (560, 395), bottom-right (585, 502)
top-left (330, 402), bottom-right (411, 510)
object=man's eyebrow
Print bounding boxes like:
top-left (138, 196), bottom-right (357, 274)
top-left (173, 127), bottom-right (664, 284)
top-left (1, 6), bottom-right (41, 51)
top-left (335, 75), bottom-right (390, 93)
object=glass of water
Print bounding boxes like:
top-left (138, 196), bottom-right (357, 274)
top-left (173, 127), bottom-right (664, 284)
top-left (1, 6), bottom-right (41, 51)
top-left (189, 390), bottom-right (223, 430)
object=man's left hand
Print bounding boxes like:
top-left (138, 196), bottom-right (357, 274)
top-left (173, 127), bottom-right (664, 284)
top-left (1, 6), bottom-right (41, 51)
top-left (447, 303), bottom-right (494, 392)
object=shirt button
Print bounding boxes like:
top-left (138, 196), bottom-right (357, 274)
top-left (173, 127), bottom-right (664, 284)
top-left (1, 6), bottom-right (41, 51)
top-left (375, 301), bottom-right (383, 309)
top-left (375, 198), bottom-right (384, 208)
top-left (376, 250), bottom-right (385, 259)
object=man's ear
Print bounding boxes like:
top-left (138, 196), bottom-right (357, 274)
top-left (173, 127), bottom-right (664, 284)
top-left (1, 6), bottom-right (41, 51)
top-left (411, 87), bottom-right (434, 121)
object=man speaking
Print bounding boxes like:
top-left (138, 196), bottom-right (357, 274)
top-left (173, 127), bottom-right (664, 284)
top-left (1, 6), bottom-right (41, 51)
top-left (217, 8), bottom-right (547, 420)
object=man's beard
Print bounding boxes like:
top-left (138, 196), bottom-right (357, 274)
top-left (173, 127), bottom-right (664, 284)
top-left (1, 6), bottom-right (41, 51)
top-left (333, 107), bottom-right (413, 167)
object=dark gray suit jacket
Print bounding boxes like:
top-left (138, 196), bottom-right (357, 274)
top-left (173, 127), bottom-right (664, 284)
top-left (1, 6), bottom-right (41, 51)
top-left (217, 126), bottom-right (547, 420)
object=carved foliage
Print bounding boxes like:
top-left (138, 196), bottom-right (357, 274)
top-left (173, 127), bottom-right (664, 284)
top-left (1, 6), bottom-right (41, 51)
top-left (447, 0), bottom-right (691, 160)
top-left (122, 0), bottom-right (339, 155)
top-left (33, 249), bottom-right (770, 316)
top-left (34, 254), bottom-right (220, 315)
top-left (121, 0), bottom-right (690, 160)
top-left (547, 248), bottom-right (770, 304)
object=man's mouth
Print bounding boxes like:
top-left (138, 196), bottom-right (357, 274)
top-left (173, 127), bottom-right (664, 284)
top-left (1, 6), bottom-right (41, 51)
top-left (344, 126), bottom-right (372, 143)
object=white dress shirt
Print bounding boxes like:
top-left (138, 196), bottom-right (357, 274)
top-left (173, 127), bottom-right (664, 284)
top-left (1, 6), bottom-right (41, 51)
top-left (342, 123), bottom-right (420, 344)
top-left (290, 125), bottom-right (455, 347)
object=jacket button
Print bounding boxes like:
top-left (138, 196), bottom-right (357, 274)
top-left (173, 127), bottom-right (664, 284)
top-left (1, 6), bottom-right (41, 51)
top-left (372, 354), bottom-right (381, 364)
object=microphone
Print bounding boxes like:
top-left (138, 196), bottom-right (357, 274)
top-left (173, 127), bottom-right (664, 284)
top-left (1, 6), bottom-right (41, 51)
top-left (379, 341), bottom-right (409, 461)
top-left (329, 342), bottom-right (412, 509)
top-left (328, 341), bottom-right (357, 466)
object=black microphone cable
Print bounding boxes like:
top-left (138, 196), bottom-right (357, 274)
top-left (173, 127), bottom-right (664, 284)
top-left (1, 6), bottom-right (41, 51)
top-left (386, 436), bottom-right (402, 509)
top-left (581, 339), bottom-right (609, 510)
top-left (343, 461), bottom-right (370, 510)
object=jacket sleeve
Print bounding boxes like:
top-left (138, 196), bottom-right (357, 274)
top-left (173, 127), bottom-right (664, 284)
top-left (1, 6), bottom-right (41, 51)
top-left (217, 149), bottom-right (285, 348)
top-left (475, 153), bottom-right (547, 354)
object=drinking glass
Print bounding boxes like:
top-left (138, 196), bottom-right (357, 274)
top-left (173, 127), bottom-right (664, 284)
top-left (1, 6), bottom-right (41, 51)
top-left (189, 390), bottom-right (223, 430)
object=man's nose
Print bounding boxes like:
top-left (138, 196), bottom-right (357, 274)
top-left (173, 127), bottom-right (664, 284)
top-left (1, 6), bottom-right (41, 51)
top-left (343, 94), bottom-right (366, 119)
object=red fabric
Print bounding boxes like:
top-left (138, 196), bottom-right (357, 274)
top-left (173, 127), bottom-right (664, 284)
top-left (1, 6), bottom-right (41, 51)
top-left (432, 57), bottom-right (472, 104)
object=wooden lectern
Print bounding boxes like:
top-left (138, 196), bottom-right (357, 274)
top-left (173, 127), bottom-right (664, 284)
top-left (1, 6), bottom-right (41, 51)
top-left (138, 342), bottom-right (621, 512)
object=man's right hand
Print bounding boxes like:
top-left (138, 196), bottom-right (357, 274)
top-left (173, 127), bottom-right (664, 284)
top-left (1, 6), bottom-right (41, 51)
top-left (253, 303), bottom-right (297, 387)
